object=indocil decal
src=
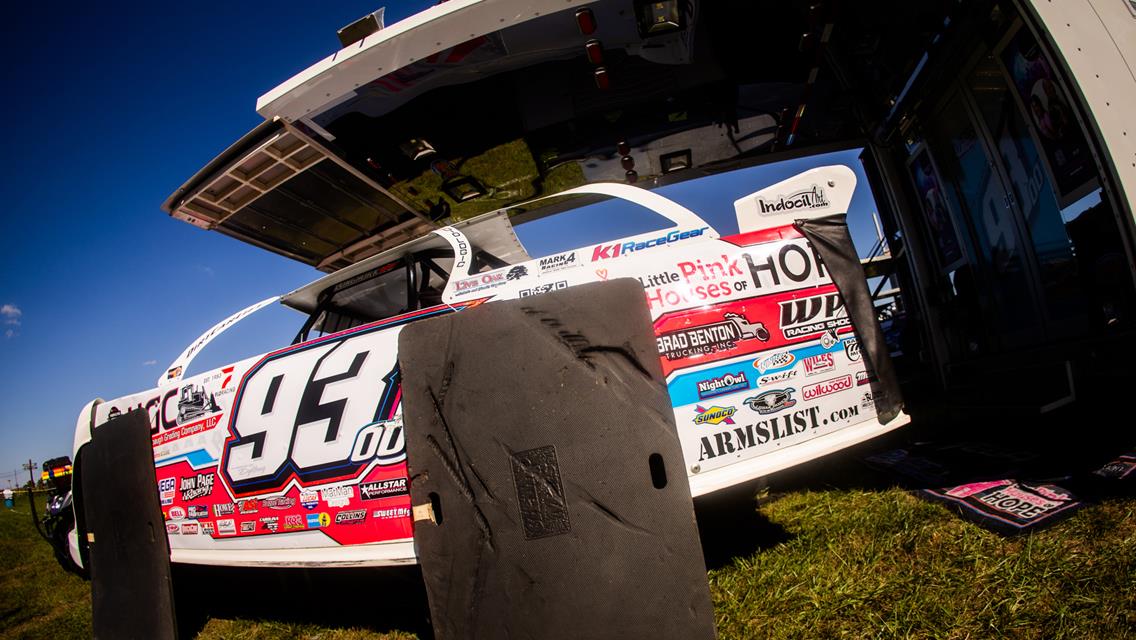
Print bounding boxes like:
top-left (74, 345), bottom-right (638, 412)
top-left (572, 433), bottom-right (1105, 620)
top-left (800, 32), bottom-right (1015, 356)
top-left (652, 283), bottom-right (849, 378)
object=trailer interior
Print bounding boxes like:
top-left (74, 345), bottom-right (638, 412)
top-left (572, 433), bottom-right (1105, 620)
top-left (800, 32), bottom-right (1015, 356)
top-left (164, 0), bottom-right (1136, 444)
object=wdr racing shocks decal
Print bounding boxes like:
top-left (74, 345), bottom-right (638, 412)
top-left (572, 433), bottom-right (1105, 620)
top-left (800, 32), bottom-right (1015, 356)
top-left (220, 327), bottom-right (404, 497)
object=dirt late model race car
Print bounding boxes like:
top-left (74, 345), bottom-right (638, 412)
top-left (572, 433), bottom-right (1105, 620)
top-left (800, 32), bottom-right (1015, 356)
top-left (55, 165), bottom-right (908, 573)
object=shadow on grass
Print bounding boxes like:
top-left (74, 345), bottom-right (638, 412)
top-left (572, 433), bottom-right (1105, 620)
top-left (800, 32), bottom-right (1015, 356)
top-left (172, 563), bottom-right (434, 639)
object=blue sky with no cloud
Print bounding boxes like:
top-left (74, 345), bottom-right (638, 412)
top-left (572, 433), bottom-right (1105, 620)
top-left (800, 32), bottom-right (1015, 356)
top-left (0, 1), bottom-right (883, 484)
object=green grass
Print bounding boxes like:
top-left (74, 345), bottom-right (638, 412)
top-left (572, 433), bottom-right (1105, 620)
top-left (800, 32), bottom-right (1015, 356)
top-left (3, 488), bottom-right (1134, 639)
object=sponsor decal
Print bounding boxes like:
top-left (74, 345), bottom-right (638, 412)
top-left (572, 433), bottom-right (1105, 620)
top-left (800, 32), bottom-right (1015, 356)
top-left (201, 521), bottom-right (215, 535)
top-left (844, 338), bottom-right (861, 362)
top-left (216, 519), bottom-right (236, 535)
top-left (802, 375), bottom-right (854, 401)
top-left (360, 478), bottom-right (409, 500)
top-left (657, 313), bottom-right (769, 361)
top-left (855, 371), bottom-right (876, 386)
top-left (262, 496), bottom-right (296, 510)
top-left (179, 472), bottom-right (216, 502)
top-left (518, 281), bottom-right (568, 297)
top-left (158, 478), bottom-right (176, 506)
top-left (166, 523), bottom-right (179, 534)
top-left (259, 516), bottom-right (279, 532)
top-left (213, 503), bottom-right (235, 517)
top-left (696, 372), bottom-right (751, 400)
top-left (168, 506), bottom-right (186, 520)
top-left (187, 505), bottom-right (209, 519)
top-left (441, 227), bottom-right (470, 272)
top-left (321, 485), bottom-right (354, 508)
top-left (373, 506), bottom-right (412, 520)
top-left (300, 491), bottom-right (319, 509)
top-left (453, 272), bottom-right (506, 296)
top-left (754, 185), bottom-right (829, 216)
top-left (306, 512), bottom-right (331, 529)
top-left (860, 392), bottom-right (876, 410)
top-left (643, 255), bottom-right (751, 310)
top-left (284, 514), bottom-right (304, 530)
top-left (820, 330), bottom-right (839, 349)
top-left (539, 252), bottom-right (577, 273)
top-left (240, 520), bottom-right (256, 533)
top-left (181, 522), bottom-right (200, 535)
top-left (743, 389), bottom-right (797, 415)
top-left (802, 353), bottom-right (835, 377)
top-left (238, 499), bottom-right (259, 514)
top-left (745, 240), bottom-right (829, 291)
top-left (506, 265), bottom-right (528, 280)
top-left (779, 293), bottom-right (850, 340)
top-left (754, 352), bottom-right (794, 373)
top-left (152, 413), bottom-right (223, 447)
top-left (693, 405), bottom-right (737, 426)
top-left (758, 370), bottom-right (798, 386)
top-left (697, 406), bottom-right (823, 461)
top-left (335, 509), bottom-right (368, 525)
top-left (591, 227), bottom-right (708, 261)
top-left (595, 268), bottom-right (609, 280)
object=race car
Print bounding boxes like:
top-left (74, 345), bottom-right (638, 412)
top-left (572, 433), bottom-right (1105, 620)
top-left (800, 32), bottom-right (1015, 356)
top-left (54, 164), bottom-right (908, 573)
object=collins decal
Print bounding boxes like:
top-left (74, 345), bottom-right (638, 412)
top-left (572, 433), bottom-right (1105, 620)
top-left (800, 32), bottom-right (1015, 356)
top-left (658, 313), bottom-right (769, 361)
top-left (696, 372), bottom-right (751, 400)
top-left (743, 389), bottom-right (797, 415)
top-left (335, 509), bottom-right (368, 525)
top-left (693, 405), bottom-right (737, 426)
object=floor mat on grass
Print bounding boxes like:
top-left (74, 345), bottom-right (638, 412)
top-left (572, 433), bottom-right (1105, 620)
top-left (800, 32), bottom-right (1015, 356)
top-left (919, 479), bottom-right (1083, 536)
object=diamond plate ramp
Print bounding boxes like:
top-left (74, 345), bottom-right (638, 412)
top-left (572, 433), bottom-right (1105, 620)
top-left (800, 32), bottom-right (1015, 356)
top-left (81, 408), bottom-right (177, 639)
top-left (398, 279), bottom-right (716, 640)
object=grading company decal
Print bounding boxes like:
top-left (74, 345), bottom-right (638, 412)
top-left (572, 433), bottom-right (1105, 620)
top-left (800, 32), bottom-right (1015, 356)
top-left (658, 313), bottom-right (769, 361)
top-left (219, 323), bottom-right (405, 498)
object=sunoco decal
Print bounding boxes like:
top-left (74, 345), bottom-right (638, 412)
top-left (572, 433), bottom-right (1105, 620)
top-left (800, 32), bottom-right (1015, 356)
top-left (693, 405), bottom-right (737, 426)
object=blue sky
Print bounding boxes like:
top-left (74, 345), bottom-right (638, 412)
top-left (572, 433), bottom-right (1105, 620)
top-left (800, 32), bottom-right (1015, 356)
top-left (0, 1), bottom-right (882, 485)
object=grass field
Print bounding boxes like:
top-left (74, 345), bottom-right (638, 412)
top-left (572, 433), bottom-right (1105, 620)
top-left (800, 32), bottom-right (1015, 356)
top-left (2, 463), bottom-right (1134, 639)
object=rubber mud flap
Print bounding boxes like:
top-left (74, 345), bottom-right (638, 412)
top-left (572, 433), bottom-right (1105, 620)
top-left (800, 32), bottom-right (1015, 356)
top-left (399, 279), bottom-right (716, 640)
top-left (81, 408), bottom-right (177, 639)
